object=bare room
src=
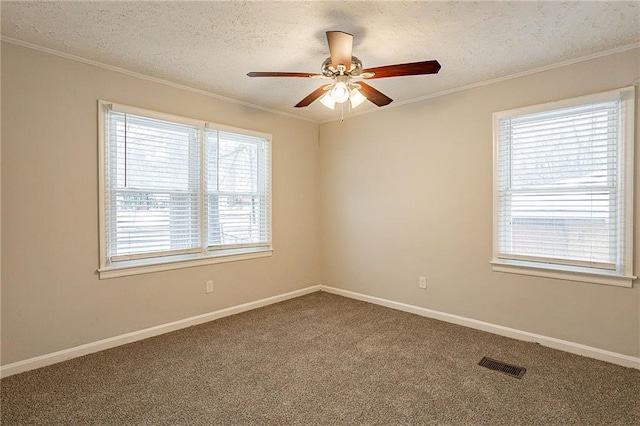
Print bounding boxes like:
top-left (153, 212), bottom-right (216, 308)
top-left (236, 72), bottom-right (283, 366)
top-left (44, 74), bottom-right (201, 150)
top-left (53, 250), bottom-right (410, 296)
top-left (1, 1), bottom-right (639, 424)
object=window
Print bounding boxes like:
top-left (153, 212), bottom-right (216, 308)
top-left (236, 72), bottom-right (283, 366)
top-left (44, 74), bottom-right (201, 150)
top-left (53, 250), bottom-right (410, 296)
top-left (492, 87), bottom-right (635, 287)
top-left (98, 101), bottom-right (271, 278)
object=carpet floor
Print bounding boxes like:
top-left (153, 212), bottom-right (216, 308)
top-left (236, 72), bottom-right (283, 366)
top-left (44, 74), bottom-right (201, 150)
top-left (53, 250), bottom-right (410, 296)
top-left (1, 291), bottom-right (639, 425)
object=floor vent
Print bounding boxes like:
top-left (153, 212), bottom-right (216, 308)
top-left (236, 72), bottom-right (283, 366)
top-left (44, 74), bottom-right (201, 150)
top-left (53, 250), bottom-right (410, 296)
top-left (478, 357), bottom-right (526, 379)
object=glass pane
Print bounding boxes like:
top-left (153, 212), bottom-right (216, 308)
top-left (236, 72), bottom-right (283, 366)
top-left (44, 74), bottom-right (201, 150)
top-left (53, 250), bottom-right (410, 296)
top-left (206, 194), bottom-right (268, 246)
top-left (503, 190), bottom-right (613, 264)
top-left (507, 103), bottom-right (617, 189)
top-left (113, 191), bottom-right (199, 256)
top-left (218, 132), bottom-right (259, 193)
top-left (112, 113), bottom-right (199, 191)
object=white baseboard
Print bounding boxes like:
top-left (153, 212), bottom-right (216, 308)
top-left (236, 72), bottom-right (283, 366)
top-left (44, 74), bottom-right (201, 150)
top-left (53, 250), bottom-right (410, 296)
top-left (4, 283), bottom-right (638, 378)
top-left (1, 285), bottom-right (321, 378)
top-left (320, 285), bottom-right (640, 370)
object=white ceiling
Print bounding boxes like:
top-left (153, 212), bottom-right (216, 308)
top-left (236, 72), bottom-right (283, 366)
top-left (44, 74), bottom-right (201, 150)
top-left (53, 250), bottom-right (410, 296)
top-left (2, 1), bottom-right (639, 123)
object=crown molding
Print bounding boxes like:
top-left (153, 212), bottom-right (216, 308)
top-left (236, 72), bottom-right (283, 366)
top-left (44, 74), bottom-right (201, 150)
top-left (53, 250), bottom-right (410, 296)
top-left (0, 36), bottom-right (320, 124)
top-left (321, 41), bottom-right (640, 124)
top-left (3, 36), bottom-right (638, 126)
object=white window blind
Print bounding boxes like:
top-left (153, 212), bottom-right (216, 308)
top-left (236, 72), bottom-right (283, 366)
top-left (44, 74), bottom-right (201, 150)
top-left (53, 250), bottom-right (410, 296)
top-left (106, 111), bottom-right (201, 261)
top-left (493, 87), bottom-right (635, 285)
top-left (100, 101), bottom-right (272, 275)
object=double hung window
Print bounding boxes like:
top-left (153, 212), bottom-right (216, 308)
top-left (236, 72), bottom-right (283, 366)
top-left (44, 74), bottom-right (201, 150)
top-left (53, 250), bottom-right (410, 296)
top-left (492, 87), bottom-right (635, 287)
top-left (98, 101), bottom-right (271, 278)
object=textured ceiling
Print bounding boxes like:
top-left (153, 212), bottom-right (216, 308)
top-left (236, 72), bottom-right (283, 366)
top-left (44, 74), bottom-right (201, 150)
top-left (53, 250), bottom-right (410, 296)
top-left (2, 1), bottom-right (639, 123)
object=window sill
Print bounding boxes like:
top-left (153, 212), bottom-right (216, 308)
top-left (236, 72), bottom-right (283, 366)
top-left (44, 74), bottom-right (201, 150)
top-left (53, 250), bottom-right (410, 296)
top-left (98, 247), bottom-right (273, 279)
top-left (491, 259), bottom-right (635, 288)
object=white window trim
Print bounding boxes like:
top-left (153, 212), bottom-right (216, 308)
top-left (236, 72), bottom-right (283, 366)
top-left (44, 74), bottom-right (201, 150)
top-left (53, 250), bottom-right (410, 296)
top-left (97, 100), bottom-right (273, 279)
top-left (491, 87), bottom-right (636, 288)
top-left (97, 247), bottom-right (273, 280)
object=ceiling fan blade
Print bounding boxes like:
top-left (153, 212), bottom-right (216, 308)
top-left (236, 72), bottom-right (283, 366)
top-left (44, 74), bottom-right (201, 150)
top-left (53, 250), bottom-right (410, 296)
top-left (294, 85), bottom-right (330, 108)
top-left (362, 60), bottom-right (441, 79)
top-left (326, 31), bottom-right (353, 70)
top-left (358, 82), bottom-right (393, 107)
top-left (247, 72), bottom-right (320, 78)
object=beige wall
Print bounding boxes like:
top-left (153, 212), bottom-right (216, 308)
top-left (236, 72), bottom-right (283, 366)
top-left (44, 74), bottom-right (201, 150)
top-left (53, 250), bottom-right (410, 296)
top-left (2, 41), bottom-right (639, 366)
top-left (1, 42), bottom-right (321, 364)
top-left (319, 48), bottom-right (640, 358)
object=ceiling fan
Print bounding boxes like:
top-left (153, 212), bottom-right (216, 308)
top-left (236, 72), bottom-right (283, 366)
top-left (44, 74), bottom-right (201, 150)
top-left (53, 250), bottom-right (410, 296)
top-left (247, 31), bottom-right (441, 110)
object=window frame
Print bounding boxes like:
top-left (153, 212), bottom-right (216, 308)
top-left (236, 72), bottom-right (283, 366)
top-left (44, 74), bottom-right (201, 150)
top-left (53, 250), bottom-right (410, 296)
top-left (97, 100), bottom-right (273, 279)
top-left (491, 87), bottom-right (636, 287)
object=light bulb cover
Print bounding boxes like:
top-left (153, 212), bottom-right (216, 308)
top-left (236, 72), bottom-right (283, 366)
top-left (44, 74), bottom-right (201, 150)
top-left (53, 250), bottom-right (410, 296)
top-left (349, 88), bottom-right (367, 109)
top-left (319, 92), bottom-right (336, 110)
top-left (330, 82), bottom-right (350, 103)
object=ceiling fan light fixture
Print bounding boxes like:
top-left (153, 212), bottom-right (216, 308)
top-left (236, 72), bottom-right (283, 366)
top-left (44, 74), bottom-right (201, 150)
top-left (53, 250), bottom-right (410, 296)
top-left (349, 88), bottom-right (367, 109)
top-left (319, 92), bottom-right (336, 109)
top-left (249, 31), bottom-right (441, 111)
top-left (330, 82), bottom-right (350, 103)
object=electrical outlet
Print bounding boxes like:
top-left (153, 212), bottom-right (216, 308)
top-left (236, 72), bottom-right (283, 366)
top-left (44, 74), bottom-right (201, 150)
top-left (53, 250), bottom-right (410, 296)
top-left (205, 280), bottom-right (214, 294)
top-left (419, 276), bottom-right (427, 289)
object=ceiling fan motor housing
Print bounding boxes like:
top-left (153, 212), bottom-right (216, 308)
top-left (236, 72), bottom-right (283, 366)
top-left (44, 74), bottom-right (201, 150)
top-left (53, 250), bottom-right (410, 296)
top-left (321, 56), bottom-right (363, 77)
